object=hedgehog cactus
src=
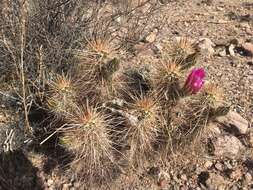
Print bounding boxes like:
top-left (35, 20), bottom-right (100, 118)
top-left (124, 95), bottom-right (161, 167)
top-left (152, 60), bottom-right (183, 103)
top-left (47, 74), bottom-right (76, 118)
top-left (203, 83), bottom-right (230, 117)
top-left (59, 105), bottom-right (115, 183)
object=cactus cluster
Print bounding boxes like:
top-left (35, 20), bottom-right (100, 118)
top-left (37, 37), bottom-right (229, 184)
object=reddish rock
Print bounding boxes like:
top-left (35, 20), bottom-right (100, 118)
top-left (217, 111), bottom-right (249, 135)
top-left (242, 43), bottom-right (253, 57)
top-left (212, 135), bottom-right (244, 158)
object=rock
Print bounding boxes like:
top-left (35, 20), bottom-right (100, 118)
top-left (206, 173), bottom-right (227, 190)
top-left (197, 38), bottom-right (215, 56)
top-left (62, 184), bottom-right (70, 190)
top-left (157, 178), bottom-right (167, 188)
top-left (208, 123), bottom-right (221, 138)
top-left (180, 174), bottom-right (187, 181)
top-left (204, 160), bottom-right (213, 169)
top-left (239, 22), bottom-right (250, 29)
top-left (228, 44), bottom-right (236, 56)
top-left (47, 179), bottom-right (54, 186)
top-left (212, 135), bottom-right (244, 158)
top-left (244, 172), bottom-right (252, 183)
top-left (229, 58), bottom-right (239, 67)
top-left (246, 28), bottom-right (252, 35)
top-left (230, 38), bottom-right (243, 46)
top-left (132, 43), bottom-right (156, 56)
top-left (157, 170), bottom-right (170, 187)
top-left (224, 161), bottom-right (233, 169)
top-left (241, 43), bottom-right (253, 57)
top-left (0, 112), bottom-right (7, 123)
top-left (144, 29), bottom-right (158, 43)
top-left (230, 169), bottom-right (242, 180)
top-left (216, 111), bottom-right (249, 135)
top-left (218, 49), bottom-right (227, 57)
top-left (215, 163), bottom-right (223, 171)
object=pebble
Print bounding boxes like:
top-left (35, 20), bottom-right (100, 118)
top-left (215, 163), bottom-right (223, 171)
top-left (206, 173), bottom-right (227, 190)
top-left (181, 174), bottom-right (188, 181)
top-left (219, 49), bottom-right (227, 57)
top-left (212, 135), bottom-right (244, 158)
top-left (204, 160), bottom-right (213, 169)
top-left (217, 111), bottom-right (249, 135)
top-left (158, 178), bottom-right (167, 188)
top-left (62, 184), bottom-right (70, 190)
top-left (244, 172), bottom-right (252, 182)
top-left (241, 43), bottom-right (253, 57)
top-left (240, 22), bottom-right (250, 29)
top-left (230, 169), bottom-right (242, 180)
top-left (145, 29), bottom-right (158, 43)
top-left (47, 179), bottom-right (54, 187)
top-left (228, 44), bottom-right (235, 56)
top-left (197, 38), bottom-right (215, 56)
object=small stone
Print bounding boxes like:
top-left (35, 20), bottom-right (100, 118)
top-left (206, 173), bottom-right (227, 190)
top-left (0, 113), bottom-right (6, 123)
top-left (204, 160), bottom-right (213, 169)
top-left (217, 111), bottom-right (249, 135)
top-left (241, 43), bottom-right (253, 57)
top-left (229, 58), bottom-right (239, 67)
top-left (228, 44), bottom-right (236, 56)
top-left (145, 29), bottom-right (158, 43)
top-left (62, 184), bottom-right (70, 190)
top-left (230, 38), bottom-right (243, 46)
top-left (230, 169), bottom-right (242, 180)
top-left (157, 178), bottom-right (167, 188)
top-left (240, 22), bottom-right (250, 29)
top-left (244, 172), bottom-right (252, 182)
top-left (246, 28), bottom-right (252, 35)
top-left (218, 49), bottom-right (227, 57)
top-left (215, 163), bottom-right (223, 171)
top-left (198, 38), bottom-right (215, 56)
top-left (208, 123), bottom-right (221, 138)
top-left (181, 174), bottom-right (187, 181)
top-left (132, 43), bottom-right (155, 56)
top-left (47, 179), bottom-right (54, 186)
top-left (224, 161), bottom-right (233, 169)
top-left (212, 135), bottom-right (244, 158)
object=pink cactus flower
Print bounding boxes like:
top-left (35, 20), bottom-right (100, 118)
top-left (184, 68), bottom-right (205, 94)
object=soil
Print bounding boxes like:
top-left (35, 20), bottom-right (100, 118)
top-left (0, 0), bottom-right (253, 190)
